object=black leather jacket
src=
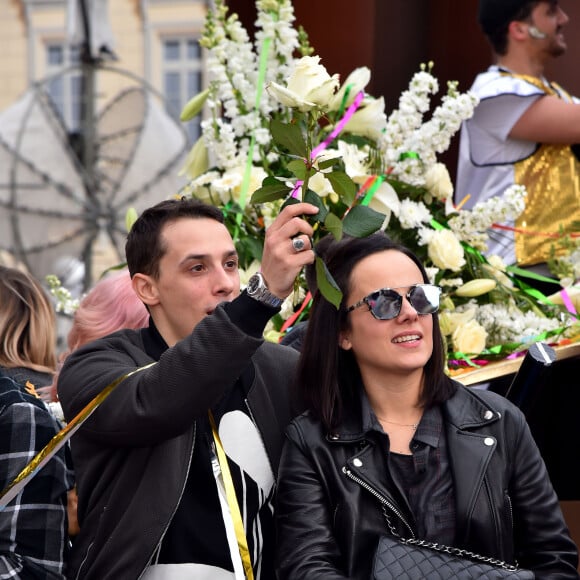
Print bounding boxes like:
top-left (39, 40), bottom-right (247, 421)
top-left (58, 299), bottom-right (298, 579)
top-left (276, 383), bottom-right (579, 579)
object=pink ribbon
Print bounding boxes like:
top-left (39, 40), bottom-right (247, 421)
top-left (291, 91), bottom-right (365, 198)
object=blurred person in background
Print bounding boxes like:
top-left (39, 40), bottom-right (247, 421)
top-left (0, 265), bottom-right (74, 578)
top-left (0, 265), bottom-right (57, 390)
top-left (455, 0), bottom-right (580, 296)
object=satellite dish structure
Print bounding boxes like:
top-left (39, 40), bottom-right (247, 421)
top-left (0, 64), bottom-right (189, 293)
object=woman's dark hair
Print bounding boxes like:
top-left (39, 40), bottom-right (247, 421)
top-left (125, 197), bottom-right (225, 279)
top-left (296, 231), bottom-right (455, 431)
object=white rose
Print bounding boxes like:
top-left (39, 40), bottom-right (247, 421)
top-left (309, 171), bottom-right (336, 200)
top-left (439, 307), bottom-right (476, 336)
top-left (266, 55), bottom-right (339, 112)
top-left (424, 163), bottom-right (453, 201)
top-left (342, 96), bottom-right (387, 140)
top-left (329, 67), bottom-right (371, 111)
top-left (428, 229), bottom-right (466, 272)
top-left (452, 319), bottom-right (488, 355)
top-left (368, 181), bottom-right (400, 229)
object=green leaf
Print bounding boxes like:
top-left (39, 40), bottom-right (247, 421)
top-left (303, 190), bottom-right (329, 223)
top-left (326, 171), bottom-right (357, 206)
top-left (315, 256), bottom-right (343, 310)
top-left (342, 205), bottom-right (385, 237)
top-left (251, 177), bottom-right (291, 204)
top-left (281, 196), bottom-right (300, 210)
top-left (287, 159), bottom-right (308, 180)
top-left (318, 157), bottom-right (339, 170)
top-left (324, 212), bottom-right (343, 240)
top-left (270, 119), bottom-right (308, 158)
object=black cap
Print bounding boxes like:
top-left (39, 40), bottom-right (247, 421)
top-left (477, 0), bottom-right (533, 35)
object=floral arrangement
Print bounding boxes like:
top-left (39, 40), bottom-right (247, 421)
top-left (179, 0), bottom-right (580, 372)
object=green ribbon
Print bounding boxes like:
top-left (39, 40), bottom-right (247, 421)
top-left (235, 17), bottom-right (275, 240)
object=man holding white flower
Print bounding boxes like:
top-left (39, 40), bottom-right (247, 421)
top-left (57, 197), bottom-right (318, 579)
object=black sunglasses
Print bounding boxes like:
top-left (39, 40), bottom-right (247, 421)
top-left (346, 284), bottom-right (442, 320)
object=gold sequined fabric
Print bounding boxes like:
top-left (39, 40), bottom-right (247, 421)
top-left (514, 144), bottom-right (580, 266)
top-left (501, 72), bottom-right (580, 266)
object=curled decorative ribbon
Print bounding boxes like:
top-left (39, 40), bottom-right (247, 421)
top-left (279, 291), bottom-right (312, 336)
top-left (557, 287), bottom-right (578, 318)
top-left (0, 362), bottom-right (156, 508)
top-left (492, 223), bottom-right (580, 239)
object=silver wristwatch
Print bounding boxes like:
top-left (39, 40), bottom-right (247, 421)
top-left (246, 272), bottom-right (283, 308)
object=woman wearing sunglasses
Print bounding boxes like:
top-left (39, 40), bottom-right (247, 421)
top-left (275, 232), bottom-right (578, 579)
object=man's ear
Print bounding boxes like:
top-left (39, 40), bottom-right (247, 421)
top-left (509, 20), bottom-right (529, 40)
top-left (132, 273), bottom-right (160, 307)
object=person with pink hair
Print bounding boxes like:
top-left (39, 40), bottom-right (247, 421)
top-left (66, 269), bottom-right (150, 354)
top-left (44, 269), bottom-right (149, 404)
top-left (43, 268), bottom-right (149, 541)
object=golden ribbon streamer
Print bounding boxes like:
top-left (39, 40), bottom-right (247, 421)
top-left (209, 410), bottom-right (254, 580)
top-left (0, 362), bottom-right (156, 508)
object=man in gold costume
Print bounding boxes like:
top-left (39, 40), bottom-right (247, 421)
top-left (456, 0), bottom-right (579, 294)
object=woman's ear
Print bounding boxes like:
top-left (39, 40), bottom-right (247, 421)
top-left (339, 332), bottom-right (352, 351)
top-left (132, 273), bottom-right (159, 307)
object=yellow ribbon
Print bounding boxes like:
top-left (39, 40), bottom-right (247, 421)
top-left (209, 410), bottom-right (254, 580)
top-left (0, 362), bottom-right (156, 508)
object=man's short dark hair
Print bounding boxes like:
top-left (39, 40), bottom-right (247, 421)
top-left (125, 197), bottom-right (225, 279)
top-left (478, 0), bottom-right (546, 53)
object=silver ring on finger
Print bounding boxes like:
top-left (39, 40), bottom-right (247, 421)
top-left (292, 237), bottom-right (306, 252)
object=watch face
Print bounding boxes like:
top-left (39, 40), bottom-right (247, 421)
top-left (247, 273), bottom-right (261, 295)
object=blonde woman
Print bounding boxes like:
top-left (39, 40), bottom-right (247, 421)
top-left (0, 266), bottom-right (73, 578)
top-left (0, 265), bottom-right (57, 389)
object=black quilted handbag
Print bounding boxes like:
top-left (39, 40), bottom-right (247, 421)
top-left (373, 534), bottom-right (535, 579)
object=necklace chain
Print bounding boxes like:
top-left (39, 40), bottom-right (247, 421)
top-left (378, 417), bottom-right (419, 430)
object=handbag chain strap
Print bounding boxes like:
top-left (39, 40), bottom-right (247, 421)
top-left (381, 505), bottom-right (520, 572)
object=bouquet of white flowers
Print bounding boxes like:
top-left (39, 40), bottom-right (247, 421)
top-left (178, 0), bottom-right (579, 371)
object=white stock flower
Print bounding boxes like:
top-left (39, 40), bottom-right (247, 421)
top-left (397, 199), bottom-right (432, 230)
top-left (199, 165), bottom-right (268, 206)
top-left (267, 55), bottom-right (339, 112)
top-left (428, 229), bottom-right (466, 272)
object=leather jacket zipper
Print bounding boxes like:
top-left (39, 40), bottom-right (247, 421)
top-left (342, 466), bottom-right (415, 538)
top-left (137, 421), bottom-right (197, 579)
